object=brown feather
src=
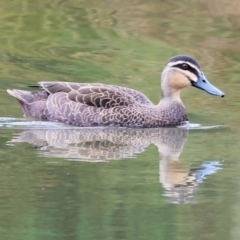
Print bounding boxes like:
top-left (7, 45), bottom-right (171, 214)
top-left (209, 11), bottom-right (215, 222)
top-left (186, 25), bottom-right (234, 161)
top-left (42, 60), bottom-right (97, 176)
top-left (39, 82), bottom-right (153, 105)
top-left (65, 86), bottom-right (135, 109)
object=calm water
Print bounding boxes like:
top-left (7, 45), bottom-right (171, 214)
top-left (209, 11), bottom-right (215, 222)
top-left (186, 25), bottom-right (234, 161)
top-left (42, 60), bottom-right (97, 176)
top-left (0, 0), bottom-right (240, 239)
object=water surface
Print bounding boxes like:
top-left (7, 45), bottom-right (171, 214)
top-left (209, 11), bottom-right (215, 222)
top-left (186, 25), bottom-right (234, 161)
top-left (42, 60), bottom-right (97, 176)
top-left (0, 1), bottom-right (240, 240)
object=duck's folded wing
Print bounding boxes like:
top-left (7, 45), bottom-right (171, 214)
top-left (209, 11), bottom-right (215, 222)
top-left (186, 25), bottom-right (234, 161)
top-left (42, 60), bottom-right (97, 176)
top-left (43, 85), bottom-right (137, 109)
top-left (38, 82), bottom-right (153, 105)
top-left (38, 82), bottom-right (101, 93)
top-left (66, 86), bottom-right (136, 108)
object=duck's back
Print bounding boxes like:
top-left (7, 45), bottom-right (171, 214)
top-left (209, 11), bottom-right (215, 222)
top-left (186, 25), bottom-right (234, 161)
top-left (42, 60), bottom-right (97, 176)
top-left (40, 82), bottom-right (153, 106)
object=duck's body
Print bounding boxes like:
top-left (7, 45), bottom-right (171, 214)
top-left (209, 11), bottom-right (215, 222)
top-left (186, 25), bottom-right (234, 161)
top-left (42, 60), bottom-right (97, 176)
top-left (7, 55), bottom-right (224, 128)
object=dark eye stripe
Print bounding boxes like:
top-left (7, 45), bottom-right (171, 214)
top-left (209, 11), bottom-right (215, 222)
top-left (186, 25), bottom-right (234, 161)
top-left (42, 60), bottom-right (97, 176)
top-left (173, 64), bottom-right (199, 77)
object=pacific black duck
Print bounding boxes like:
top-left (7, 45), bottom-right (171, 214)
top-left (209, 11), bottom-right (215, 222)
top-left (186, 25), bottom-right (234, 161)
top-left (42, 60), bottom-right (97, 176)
top-left (7, 55), bottom-right (224, 127)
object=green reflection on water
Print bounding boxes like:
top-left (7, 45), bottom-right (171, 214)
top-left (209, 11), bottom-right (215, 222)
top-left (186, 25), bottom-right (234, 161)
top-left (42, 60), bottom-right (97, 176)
top-left (0, 126), bottom-right (238, 240)
top-left (0, 0), bottom-right (240, 240)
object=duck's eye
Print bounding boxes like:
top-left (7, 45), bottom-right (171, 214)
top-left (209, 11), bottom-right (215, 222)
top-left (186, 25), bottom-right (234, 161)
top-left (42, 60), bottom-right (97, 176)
top-left (182, 63), bottom-right (188, 69)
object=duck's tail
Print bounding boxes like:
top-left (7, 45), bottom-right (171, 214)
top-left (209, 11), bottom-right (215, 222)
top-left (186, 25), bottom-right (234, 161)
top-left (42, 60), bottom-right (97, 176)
top-left (7, 89), bottom-right (48, 119)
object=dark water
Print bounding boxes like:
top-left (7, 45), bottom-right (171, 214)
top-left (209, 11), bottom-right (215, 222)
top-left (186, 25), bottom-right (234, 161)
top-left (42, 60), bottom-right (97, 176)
top-left (0, 1), bottom-right (240, 239)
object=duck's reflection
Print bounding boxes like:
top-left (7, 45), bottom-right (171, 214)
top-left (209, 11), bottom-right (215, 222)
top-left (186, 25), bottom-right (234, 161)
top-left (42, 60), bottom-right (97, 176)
top-left (9, 127), bottom-right (222, 203)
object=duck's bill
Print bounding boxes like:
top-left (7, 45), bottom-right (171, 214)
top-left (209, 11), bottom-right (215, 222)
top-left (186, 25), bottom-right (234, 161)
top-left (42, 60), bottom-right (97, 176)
top-left (191, 74), bottom-right (225, 97)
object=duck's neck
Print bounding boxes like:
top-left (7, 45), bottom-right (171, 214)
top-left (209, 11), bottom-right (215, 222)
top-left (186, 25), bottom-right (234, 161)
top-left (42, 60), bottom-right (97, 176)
top-left (155, 89), bottom-right (188, 126)
top-left (160, 89), bottom-right (182, 102)
top-left (158, 67), bottom-right (185, 105)
top-left (157, 89), bottom-right (183, 106)
top-left (150, 69), bottom-right (188, 126)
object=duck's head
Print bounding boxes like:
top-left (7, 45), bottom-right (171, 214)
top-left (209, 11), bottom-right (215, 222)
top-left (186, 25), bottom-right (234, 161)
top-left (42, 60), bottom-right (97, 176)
top-left (161, 55), bottom-right (225, 98)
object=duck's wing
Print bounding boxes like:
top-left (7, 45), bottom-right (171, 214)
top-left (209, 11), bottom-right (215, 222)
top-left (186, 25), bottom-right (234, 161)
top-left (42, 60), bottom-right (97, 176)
top-left (68, 86), bottom-right (137, 108)
top-left (38, 82), bottom-right (153, 105)
top-left (45, 84), bottom-right (136, 109)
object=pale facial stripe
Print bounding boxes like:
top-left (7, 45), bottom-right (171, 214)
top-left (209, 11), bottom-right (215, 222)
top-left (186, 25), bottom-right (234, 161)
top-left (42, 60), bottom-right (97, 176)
top-left (167, 60), bottom-right (201, 75)
top-left (177, 69), bottom-right (198, 82)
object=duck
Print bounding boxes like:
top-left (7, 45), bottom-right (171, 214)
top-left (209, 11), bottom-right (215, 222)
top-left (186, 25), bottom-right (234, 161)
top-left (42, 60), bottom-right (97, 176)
top-left (7, 55), bottom-right (225, 128)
